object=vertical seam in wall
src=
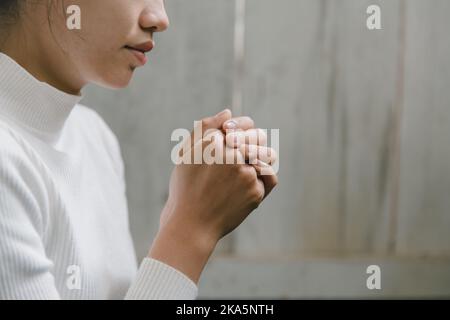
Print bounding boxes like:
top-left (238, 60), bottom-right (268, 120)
top-left (232, 0), bottom-right (246, 116)
top-left (227, 0), bottom-right (247, 255)
top-left (388, 0), bottom-right (407, 254)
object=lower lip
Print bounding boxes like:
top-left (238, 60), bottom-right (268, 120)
top-left (127, 47), bottom-right (148, 65)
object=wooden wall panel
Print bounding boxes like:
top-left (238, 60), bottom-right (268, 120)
top-left (396, 0), bottom-right (450, 257)
top-left (234, 0), bottom-right (401, 256)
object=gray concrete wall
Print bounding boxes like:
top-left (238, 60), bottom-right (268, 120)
top-left (83, 0), bottom-right (450, 298)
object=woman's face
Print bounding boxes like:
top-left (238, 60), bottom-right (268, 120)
top-left (19, 0), bottom-right (169, 92)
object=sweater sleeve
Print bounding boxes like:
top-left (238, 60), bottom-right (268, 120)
top-left (125, 258), bottom-right (198, 300)
top-left (0, 141), bottom-right (61, 300)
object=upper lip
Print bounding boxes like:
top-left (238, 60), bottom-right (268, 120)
top-left (125, 41), bottom-right (154, 53)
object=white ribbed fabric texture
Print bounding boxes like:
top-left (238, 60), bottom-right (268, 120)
top-left (125, 258), bottom-right (198, 300)
top-left (0, 53), bottom-right (198, 300)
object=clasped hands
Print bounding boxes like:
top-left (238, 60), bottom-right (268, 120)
top-left (151, 109), bottom-right (279, 284)
top-left (182, 109), bottom-right (278, 200)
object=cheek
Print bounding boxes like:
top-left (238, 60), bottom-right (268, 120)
top-left (58, 26), bottom-right (135, 88)
top-left (49, 1), bottom-right (138, 89)
top-left (65, 40), bottom-right (132, 88)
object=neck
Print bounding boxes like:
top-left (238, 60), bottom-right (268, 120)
top-left (0, 53), bottom-right (83, 145)
top-left (2, 48), bottom-right (84, 96)
top-left (1, 24), bottom-right (85, 96)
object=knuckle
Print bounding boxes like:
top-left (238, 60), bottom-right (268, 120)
top-left (269, 148), bottom-right (278, 163)
top-left (245, 131), bottom-right (258, 145)
top-left (272, 175), bottom-right (279, 187)
top-left (258, 147), bottom-right (277, 164)
top-left (235, 148), bottom-right (246, 164)
top-left (249, 187), bottom-right (264, 207)
top-left (247, 144), bottom-right (258, 158)
top-left (256, 129), bottom-right (268, 144)
top-left (237, 164), bottom-right (248, 176)
top-left (232, 163), bottom-right (244, 175)
top-left (238, 165), bottom-right (256, 183)
top-left (243, 116), bottom-right (255, 128)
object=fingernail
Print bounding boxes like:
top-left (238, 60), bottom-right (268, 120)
top-left (224, 120), bottom-right (237, 129)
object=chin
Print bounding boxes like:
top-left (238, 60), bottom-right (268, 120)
top-left (96, 68), bottom-right (134, 89)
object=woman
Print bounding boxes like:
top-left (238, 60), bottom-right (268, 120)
top-left (0, 0), bottom-right (278, 299)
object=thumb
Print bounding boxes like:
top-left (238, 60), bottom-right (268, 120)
top-left (203, 109), bottom-right (232, 130)
top-left (194, 108), bottom-right (232, 148)
top-left (179, 109), bottom-right (232, 158)
top-left (194, 108), bottom-right (232, 142)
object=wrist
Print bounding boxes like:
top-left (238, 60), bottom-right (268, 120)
top-left (149, 215), bottom-right (218, 284)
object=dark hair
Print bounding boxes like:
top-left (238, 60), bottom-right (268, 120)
top-left (0, 0), bottom-right (21, 24)
top-left (0, 0), bottom-right (19, 13)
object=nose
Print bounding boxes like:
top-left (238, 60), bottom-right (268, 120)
top-left (139, 1), bottom-right (170, 33)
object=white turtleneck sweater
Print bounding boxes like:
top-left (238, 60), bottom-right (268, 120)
top-left (0, 53), bottom-right (198, 300)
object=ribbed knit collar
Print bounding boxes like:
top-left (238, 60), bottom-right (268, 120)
top-left (0, 52), bottom-right (83, 144)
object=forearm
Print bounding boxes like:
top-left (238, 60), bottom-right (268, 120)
top-left (148, 217), bottom-right (217, 284)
